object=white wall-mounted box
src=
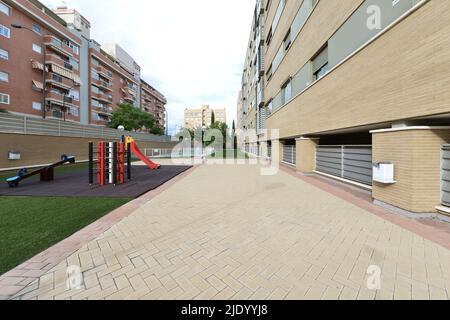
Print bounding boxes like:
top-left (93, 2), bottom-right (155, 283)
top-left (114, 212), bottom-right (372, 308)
top-left (373, 162), bottom-right (396, 184)
top-left (8, 151), bottom-right (21, 160)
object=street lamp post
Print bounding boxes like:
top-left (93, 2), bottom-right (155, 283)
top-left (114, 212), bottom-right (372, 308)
top-left (11, 24), bottom-right (47, 119)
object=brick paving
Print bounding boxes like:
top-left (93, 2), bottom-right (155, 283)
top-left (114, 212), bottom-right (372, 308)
top-left (2, 163), bottom-right (450, 300)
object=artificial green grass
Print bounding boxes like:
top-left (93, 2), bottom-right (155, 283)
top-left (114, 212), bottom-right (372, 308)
top-left (0, 196), bottom-right (131, 275)
top-left (209, 149), bottom-right (249, 159)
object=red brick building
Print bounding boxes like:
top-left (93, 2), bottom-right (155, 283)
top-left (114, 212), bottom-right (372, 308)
top-left (0, 0), bottom-right (167, 132)
top-left (141, 79), bottom-right (166, 130)
top-left (0, 0), bottom-right (81, 122)
top-left (88, 42), bottom-right (139, 126)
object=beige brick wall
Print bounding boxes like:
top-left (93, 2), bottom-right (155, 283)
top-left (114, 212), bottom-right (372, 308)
top-left (0, 133), bottom-right (177, 169)
top-left (372, 129), bottom-right (450, 213)
top-left (266, 0), bottom-right (450, 139)
top-left (296, 138), bottom-right (319, 173)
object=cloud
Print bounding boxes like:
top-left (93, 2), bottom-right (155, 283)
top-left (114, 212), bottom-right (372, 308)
top-left (41, 0), bottom-right (254, 134)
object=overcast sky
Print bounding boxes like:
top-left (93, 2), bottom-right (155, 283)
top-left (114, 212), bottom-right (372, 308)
top-left (41, 0), bottom-right (254, 134)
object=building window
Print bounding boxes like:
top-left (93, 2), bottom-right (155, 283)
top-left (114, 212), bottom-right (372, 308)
top-left (283, 29), bottom-right (291, 51)
top-left (32, 102), bottom-right (42, 110)
top-left (0, 93), bottom-right (10, 104)
top-left (69, 107), bottom-right (79, 116)
top-left (0, 48), bottom-right (7, 60)
top-left (312, 46), bottom-right (329, 81)
top-left (32, 24), bottom-right (42, 35)
top-left (69, 90), bottom-right (80, 101)
top-left (32, 43), bottom-right (42, 54)
top-left (266, 64), bottom-right (273, 81)
top-left (0, 71), bottom-right (8, 82)
top-left (281, 79), bottom-right (292, 105)
top-left (0, 1), bottom-right (10, 16)
top-left (0, 24), bottom-right (10, 38)
top-left (314, 63), bottom-right (329, 81)
top-left (266, 100), bottom-right (273, 115)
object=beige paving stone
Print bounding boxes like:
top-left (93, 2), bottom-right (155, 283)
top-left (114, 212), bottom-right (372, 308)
top-left (10, 164), bottom-right (450, 301)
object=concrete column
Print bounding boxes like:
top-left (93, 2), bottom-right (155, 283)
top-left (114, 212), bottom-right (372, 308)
top-left (372, 127), bottom-right (450, 213)
top-left (296, 137), bottom-right (319, 173)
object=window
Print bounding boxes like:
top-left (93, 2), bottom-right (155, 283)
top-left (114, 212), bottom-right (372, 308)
top-left (266, 64), bottom-right (273, 81)
top-left (69, 57), bottom-right (79, 70)
top-left (32, 43), bottom-right (42, 54)
top-left (0, 48), bottom-right (7, 60)
top-left (313, 63), bottom-right (329, 81)
top-left (281, 79), bottom-right (292, 105)
top-left (266, 100), bottom-right (273, 116)
top-left (312, 46), bottom-right (329, 81)
top-left (266, 29), bottom-right (273, 46)
top-left (0, 24), bottom-right (10, 38)
top-left (0, 93), bottom-right (10, 104)
top-left (0, 71), bottom-right (8, 82)
top-left (69, 90), bottom-right (79, 101)
top-left (66, 41), bottom-right (79, 55)
top-left (32, 24), bottom-right (42, 35)
top-left (0, 1), bottom-right (10, 16)
top-left (283, 29), bottom-right (291, 51)
top-left (32, 102), bottom-right (42, 110)
top-left (69, 107), bottom-right (79, 116)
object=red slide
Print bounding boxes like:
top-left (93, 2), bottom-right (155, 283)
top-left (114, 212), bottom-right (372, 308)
top-left (130, 141), bottom-right (161, 170)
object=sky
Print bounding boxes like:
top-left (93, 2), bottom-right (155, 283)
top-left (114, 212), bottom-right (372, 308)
top-left (41, 0), bottom-right (255, 134)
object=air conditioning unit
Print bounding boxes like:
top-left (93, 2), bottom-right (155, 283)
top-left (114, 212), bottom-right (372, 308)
top-left (373, 162), bottom-right (396, 184)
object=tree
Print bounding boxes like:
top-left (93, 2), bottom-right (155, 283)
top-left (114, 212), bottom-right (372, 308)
top-left (232, 120), bottom-right (237, 153)
top-left (109, 103), bottom-right (159, 133)
top-left (211, 111), bottom-right (216, 127)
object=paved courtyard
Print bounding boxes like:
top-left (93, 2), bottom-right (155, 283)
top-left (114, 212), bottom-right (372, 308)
top-left (6, 163), bottom-right (450, 300)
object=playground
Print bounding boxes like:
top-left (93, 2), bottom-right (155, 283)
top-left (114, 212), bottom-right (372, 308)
top-left (0, 165), bottom-right (191, 198)
top-left (0, 138), bottom-right (192, 277)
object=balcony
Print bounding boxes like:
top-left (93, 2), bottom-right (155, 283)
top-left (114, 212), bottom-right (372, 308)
top-left (91, 91), bottom-right (112, 104)
top-left (44, 35), bottom-right (73, 58)
top-left (45, 54), bottom-right (77, 73)
top-left (95, 106), bottom-right (113, 117)
top-left (91, 78), bottom-right (113, 92)
top-left (94, 65), bottom-right (113, 80)
top-left (123, 95), bottom-right (134, 103)
top-left (46, 73), bottom-right (73, 90)
top-left (45, 91), bottom-right (77, 109)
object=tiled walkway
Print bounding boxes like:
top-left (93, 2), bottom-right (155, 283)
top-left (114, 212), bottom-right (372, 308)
top-left (4, 164), bottom-right (450, 300)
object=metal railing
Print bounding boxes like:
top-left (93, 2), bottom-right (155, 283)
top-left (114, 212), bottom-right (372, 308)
top-left (143, 147), bottom-right (214, 158)
top-left (0, 113), bottom-right (172, 142)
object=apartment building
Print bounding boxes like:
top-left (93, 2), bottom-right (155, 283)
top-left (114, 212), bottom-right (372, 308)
top-left (184, 105), bottom-right (227, 130)
top-left (0, 0), bottom-right (167, 131)
top-left (141, 79), bottom-right (167, 130)
top-left (0, 0), bottom-right (82, 122)
top-left (240, 0), bottom-right (450, 218)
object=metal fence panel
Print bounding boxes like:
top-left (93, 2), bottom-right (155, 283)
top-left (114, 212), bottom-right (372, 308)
top-left (441, 145), bottom-right (450, 207)
top-left (283, 145), bottom-right (296, 165)
top-left (316, 145), bottom-right (372, 186)
top-left (0, 113), bottom-right (172, 143)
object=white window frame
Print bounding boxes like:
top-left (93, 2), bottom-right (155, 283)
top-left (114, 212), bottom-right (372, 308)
top-left (32, 43), bottom-right (42, 54)
top-left (0, 93), bottom-right (10, 104)
top-left (32, 102), bottom-right (42, 110)
top-left (0, 1), bottom-right (10, 16)
top-left (0, 48), bottom-right (8, 60)
top-left (0, 71), bottom-right (8, 82)
top-left (0, 24), bottom-right (10, 38)
top-left (281, 80), bottom-right (292, 105)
